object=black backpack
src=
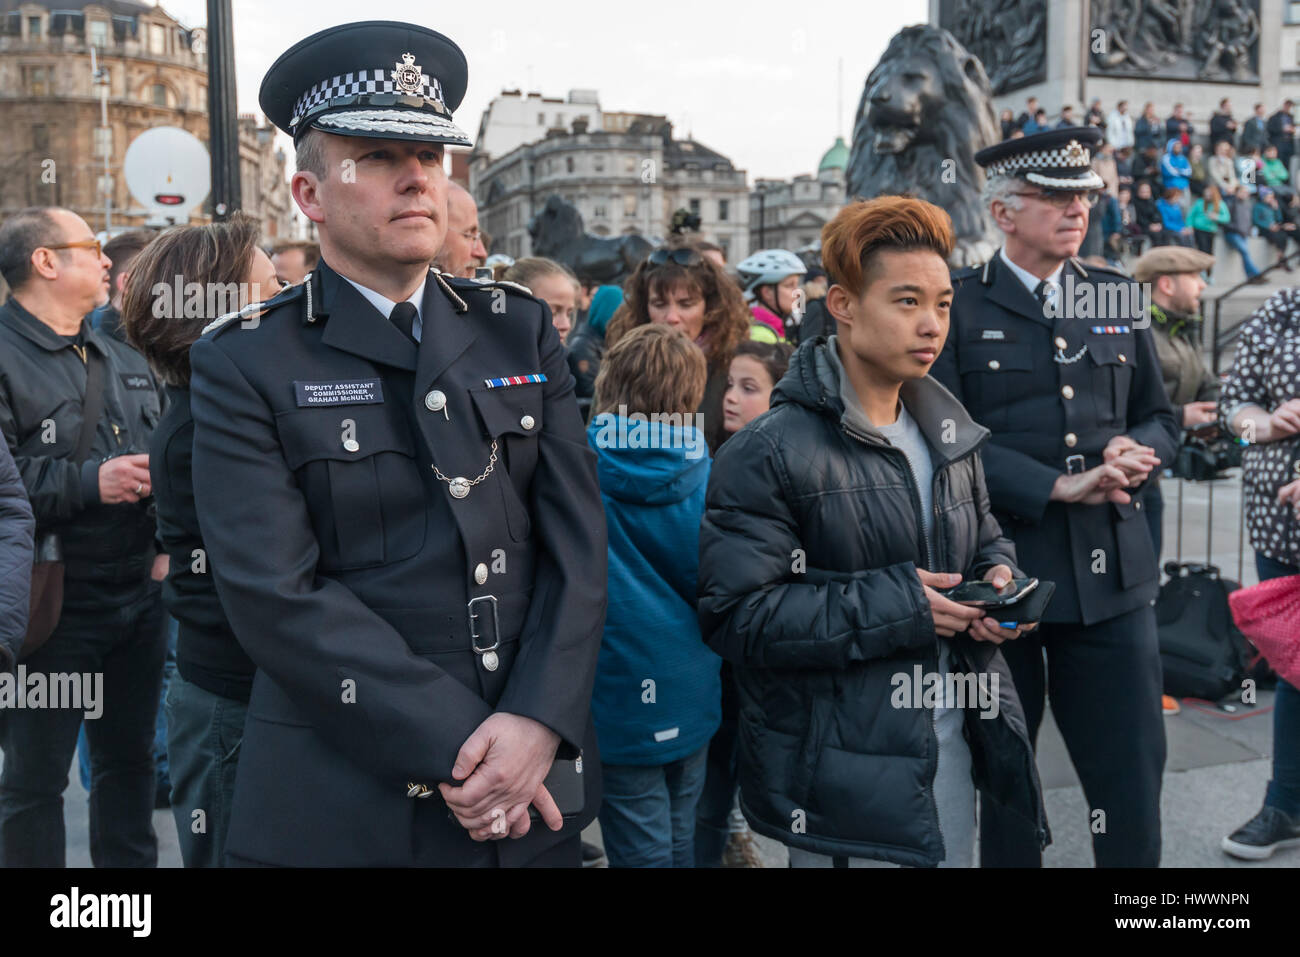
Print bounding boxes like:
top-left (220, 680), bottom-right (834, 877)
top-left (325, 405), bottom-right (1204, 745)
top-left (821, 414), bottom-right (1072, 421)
top-left (1156, 561), bottom-right (1250, 700)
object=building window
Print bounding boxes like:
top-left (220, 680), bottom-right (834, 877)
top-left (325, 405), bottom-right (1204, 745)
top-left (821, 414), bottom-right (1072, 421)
top-left (89, 19), bottom-right (109, 47)
top-left (689, 198), bottom-right (701, 217)
top-left (594, 204), bottom-right (607, 219)
top-left (27, 16), bottom-right (42, 39)
top-left (623, 193), bottom-right (637, 217)
top-left (624, 155), bottom-right (636, 174)
top-left (24, 67), bottom-right (48, 95)
top-left (32, 124), bottom-right (49, 155)
top-left (719, 239), bottom-right (729, 261)
top-left (149, 24), bottom-right (167, 56)
top-left (152, 84), bottom-right (169, 107)
top-left (718, 199), bottom-right (729, 221)
top-left (1290, 0), bottom-right (1300, 23)
top-left (538, 112), bottom-right (545, 125)
top-left (593, 154), bottom-right (605, 173)
top-left (566, 156), bottom-right (575, 174)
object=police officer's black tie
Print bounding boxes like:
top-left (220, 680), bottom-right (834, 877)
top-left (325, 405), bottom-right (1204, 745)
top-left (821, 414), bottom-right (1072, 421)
top-left (390, 301), bottom-right (418, 344)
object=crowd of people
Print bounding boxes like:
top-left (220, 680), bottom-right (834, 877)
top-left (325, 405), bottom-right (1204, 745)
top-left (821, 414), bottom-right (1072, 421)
top-left (1000, 95), bottom-right (1300, 281)
top-left (0, 19), bottom-right (1297, 872)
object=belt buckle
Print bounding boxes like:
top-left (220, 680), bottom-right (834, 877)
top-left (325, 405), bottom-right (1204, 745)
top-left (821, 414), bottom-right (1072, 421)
top-left (468, 595), bottom-right (500, 653)
top-left (1065, 454), bottom-right (1085, 475)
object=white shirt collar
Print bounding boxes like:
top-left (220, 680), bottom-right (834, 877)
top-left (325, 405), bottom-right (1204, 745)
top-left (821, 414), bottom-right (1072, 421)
top-left (998, 247), bottom-right (1065, 299)
top-left (341, 275), bottom-right (427, 343)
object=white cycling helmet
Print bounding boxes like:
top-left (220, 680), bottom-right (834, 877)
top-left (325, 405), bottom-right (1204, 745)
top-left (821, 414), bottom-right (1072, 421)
top-left (484, 253), bottom-right (515, 269)
top-left (737, 249), bottom-right (807, 296)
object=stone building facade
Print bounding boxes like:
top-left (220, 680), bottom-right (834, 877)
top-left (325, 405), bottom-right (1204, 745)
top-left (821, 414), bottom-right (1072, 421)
top-left (470, 113), bottom-right (750, 264)
top-left (748, 137), bottom-right (847, 255)
top-left (0, 0), bottom-right (292, 238)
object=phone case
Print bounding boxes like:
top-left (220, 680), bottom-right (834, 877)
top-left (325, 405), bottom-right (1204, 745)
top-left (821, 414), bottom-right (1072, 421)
top-left (997, 580), bottom-right (1056, 625)
top-left (527, 753), bottom-right (586, 821)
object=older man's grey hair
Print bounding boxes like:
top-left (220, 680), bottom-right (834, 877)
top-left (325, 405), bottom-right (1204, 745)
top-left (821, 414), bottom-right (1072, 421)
top-left (982, 173), bottom-right (1026, 213)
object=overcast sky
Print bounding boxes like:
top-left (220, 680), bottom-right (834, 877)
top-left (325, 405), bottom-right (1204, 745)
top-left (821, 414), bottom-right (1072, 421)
top-left (159, 0), bottom-right (928, 182)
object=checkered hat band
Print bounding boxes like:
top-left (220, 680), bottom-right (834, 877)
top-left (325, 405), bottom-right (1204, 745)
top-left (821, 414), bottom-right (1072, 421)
top-left (314, 109), bottom-right (471, 144)
top-left (292, 69), bottom-right (446, 126)
top-left (989, 144), bottom-right (1093, 177)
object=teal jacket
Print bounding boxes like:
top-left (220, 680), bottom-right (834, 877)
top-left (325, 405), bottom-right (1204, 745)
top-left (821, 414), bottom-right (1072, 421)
top-left (1189, 198), bottom-right (1230, 233)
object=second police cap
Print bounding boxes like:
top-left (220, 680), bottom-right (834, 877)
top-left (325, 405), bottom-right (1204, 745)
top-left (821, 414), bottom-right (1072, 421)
top-left (259, 20), bottom-right (472, 146)
top-left (974, 127), bottom-right (1105, 191)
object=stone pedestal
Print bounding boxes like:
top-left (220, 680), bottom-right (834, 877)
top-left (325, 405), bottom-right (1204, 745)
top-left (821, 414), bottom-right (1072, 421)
top-left (930, 0), bottom-right (1287, 134)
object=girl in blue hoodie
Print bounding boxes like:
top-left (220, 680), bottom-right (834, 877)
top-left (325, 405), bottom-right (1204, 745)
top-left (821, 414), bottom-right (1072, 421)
top-left (586, 323), bottom-right (721, 867)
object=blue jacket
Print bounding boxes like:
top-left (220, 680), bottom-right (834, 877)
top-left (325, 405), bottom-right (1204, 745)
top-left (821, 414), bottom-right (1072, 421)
top-left (1156, 197), bottom-right (1187, 231)
top-left (1161, 140), bottom-right (1191, 192)
top-left (587, 417), bottom-right (720, 765)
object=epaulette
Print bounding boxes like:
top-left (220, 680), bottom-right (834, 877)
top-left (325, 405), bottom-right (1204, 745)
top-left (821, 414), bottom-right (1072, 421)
top-left (1069, 256), bottom-right (1134, 281)
top-left (435, 268), bottom-right (540, 315)
top-left (200, 282), bottom-right (306, 337)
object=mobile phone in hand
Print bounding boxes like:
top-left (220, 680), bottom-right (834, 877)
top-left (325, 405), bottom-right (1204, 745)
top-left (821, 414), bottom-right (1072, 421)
top-left (938, 577), bottom-right (1039, 608)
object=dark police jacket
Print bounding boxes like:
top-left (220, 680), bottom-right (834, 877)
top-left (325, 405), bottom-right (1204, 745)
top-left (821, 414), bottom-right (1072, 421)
top-left (0, 297), bottom-right (162, 607)
top-left (930, 255), bottom-right (1179, 627)
top-left (188, 261), bottom-right (608, 866)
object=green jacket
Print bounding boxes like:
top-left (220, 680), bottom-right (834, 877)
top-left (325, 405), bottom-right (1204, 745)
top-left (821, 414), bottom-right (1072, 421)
top-left (1189, 198), bottom-right (1229, 233)
top-left (1263, 157), bottom-right (1290, 186)
top-left (1149, 304), bottom-right (1220, 426)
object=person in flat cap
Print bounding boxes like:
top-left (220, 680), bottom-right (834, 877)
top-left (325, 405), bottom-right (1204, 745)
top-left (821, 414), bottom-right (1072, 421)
top-left (1131, 246), bottom-right (1221, 554)
top-left (186, 20), bottom-right (606, 867)
top-left (930, 125), bottom-right (1179, 868)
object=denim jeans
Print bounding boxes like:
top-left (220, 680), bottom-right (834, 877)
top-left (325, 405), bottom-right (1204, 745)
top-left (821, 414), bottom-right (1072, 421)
top-left (164, 672), bottom-right (247, 867)
top-left (0, 582), bottom-right (167, 866)
top-left (1255, 553), bottom-right (1300, 817)
top-left (76, 616), bottom-right (176, 794)
top-left (1223, 231), bottom-right (1262, 277)
top-left (598, 744), bottom-right (708, 868)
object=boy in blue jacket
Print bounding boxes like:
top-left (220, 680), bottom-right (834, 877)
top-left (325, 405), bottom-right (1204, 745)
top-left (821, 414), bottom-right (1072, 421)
top-left (586, 323), bottom-right (721, 867)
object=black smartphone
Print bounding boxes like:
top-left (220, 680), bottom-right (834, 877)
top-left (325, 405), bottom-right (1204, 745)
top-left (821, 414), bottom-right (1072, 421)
top-left (527, 753), bottom-right (586, 822)
top-left (939, 577), bottom-right (1039, 608)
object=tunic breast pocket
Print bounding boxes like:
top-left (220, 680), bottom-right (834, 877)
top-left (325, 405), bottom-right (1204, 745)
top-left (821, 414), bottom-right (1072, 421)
top-left (276, 404), bottom-right (426, 570)
top-left (469, 383), bottom-right (544, 542)
top-left (1086, 339), bottom-right (1133, 427)
top-left (957, 344), bottom-right (1035, 431)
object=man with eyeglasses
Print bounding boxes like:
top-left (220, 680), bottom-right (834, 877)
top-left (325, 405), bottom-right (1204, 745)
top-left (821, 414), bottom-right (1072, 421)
top-left (930, 127), bottom-right (1179, 868)
top-left (0, 207), bottom-right (168, 866)
top-left (433, 182), bottom-right (488, 278)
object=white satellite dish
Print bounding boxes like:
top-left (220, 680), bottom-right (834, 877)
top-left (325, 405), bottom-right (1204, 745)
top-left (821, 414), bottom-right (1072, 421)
top-left (123, 127), bottom-right (210, 226)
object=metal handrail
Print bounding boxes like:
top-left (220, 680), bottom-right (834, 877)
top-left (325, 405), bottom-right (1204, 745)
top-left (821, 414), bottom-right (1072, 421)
top-left (1211, 245), bottom-right (1300, 373)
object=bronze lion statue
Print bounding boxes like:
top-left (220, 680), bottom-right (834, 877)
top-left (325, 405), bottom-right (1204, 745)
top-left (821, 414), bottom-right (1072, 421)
top-left (845, 24), bottom-right (1001, 267)
top-left (528, 195), bottom-right (653, 285)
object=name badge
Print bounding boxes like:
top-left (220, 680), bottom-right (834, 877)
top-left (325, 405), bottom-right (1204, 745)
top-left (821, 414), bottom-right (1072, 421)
top-left (119, 373), bottom-right (153, 391)
top-left (293, 379), bottom-right (384, 407)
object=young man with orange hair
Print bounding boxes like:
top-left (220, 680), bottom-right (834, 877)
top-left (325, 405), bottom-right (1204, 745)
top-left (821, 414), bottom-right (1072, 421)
top-left (697, 196), bottom-right (1048, 867)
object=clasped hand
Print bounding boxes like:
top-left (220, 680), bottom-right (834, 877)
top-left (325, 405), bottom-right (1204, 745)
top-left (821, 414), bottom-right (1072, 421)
top-left (438, 712), bottom-right (563, 842)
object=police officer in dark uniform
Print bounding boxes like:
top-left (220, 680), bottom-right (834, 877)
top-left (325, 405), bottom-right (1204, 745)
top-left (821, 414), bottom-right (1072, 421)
top-left (187, 21), bottom-right (607, 866)
top-left (930, 127), bottom-right (1179, 867)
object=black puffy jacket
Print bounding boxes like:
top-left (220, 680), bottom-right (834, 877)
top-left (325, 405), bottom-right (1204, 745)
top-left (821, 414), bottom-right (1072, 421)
top-left (0, 437), bottom-right (34, 669)
top-left (697, 337), bottom-right (1050, 865)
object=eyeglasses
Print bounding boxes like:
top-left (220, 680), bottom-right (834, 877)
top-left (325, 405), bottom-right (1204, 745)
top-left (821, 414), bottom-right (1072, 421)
top-left (1013, 189), bottom-right (1101, 209)
top-left (459, 228), bottom-right (482, 243)
top-left (647, 247), bottom-right (702, 267)
top-left (43, 238), bottom-right (103, 257)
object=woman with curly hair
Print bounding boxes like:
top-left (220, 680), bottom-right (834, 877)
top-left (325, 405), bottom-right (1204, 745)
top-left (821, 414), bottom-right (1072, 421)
top-left (605, 246), bottom-right (750, 454)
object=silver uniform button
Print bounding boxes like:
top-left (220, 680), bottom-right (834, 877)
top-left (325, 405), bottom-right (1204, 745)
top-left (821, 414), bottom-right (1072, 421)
top-left (474, 563), bottom-right (488, 585)
top-left (425, 390), bottom-right (447, 412)
top-left (1118, 353), bottom-right (1127, 363)
top-left (1064, 432), bottom-right (1078, 448)
top-left (1055, 336), bottom-right (1068, 350)
top-left (343, 438), bottom-right (360, 453)
top-left (481, 650), bottom-right (499, 671)
top-left (987, 359), bottom-right (1000, 370)
top-left (1135, 501), bottom-right (1142, 510)
top-left (1061, 385), bottom-right (1074, 399)
top-left (520, 414), bottom-right (535, 431)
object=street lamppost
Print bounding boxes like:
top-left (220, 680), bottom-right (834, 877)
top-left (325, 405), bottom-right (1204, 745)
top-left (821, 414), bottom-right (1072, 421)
top-left (206, 0), bottom-right (240, 221)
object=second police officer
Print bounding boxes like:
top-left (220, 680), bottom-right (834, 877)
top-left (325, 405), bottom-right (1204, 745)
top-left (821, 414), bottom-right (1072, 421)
top-left (930, 127), bottom-right (1180, 868)
top-left (187, 21), bottom-right (607, 866)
